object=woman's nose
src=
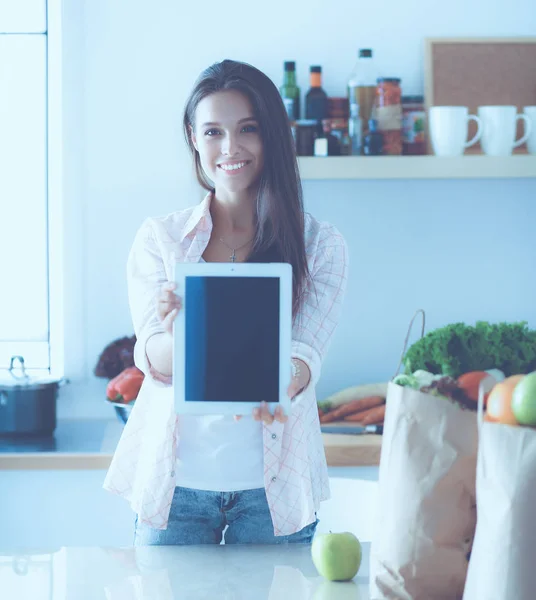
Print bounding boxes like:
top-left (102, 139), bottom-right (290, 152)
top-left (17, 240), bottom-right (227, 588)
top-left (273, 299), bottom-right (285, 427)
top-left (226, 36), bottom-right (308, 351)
top-left (221, 133), bottom-right (240, 156)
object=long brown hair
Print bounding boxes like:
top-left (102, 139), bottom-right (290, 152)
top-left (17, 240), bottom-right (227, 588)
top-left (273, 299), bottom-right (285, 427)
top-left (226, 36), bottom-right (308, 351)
top-left (183, 59), bottom-right (309, 316)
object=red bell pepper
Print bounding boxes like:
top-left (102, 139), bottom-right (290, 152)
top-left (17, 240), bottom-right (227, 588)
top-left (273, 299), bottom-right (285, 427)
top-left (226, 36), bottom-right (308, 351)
top-left (106, 366), bottom-right (144, 403)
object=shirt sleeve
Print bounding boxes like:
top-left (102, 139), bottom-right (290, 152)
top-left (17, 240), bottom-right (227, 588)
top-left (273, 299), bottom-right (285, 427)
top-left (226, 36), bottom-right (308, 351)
top-left (127, 218), bottom-right (172, 386)
top-left (291, 223), bottom-right (349, 403)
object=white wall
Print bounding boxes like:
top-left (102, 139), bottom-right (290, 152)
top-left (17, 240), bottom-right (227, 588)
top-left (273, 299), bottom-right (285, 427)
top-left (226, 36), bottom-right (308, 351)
top-left (58, 0), bottom-right (536, 417)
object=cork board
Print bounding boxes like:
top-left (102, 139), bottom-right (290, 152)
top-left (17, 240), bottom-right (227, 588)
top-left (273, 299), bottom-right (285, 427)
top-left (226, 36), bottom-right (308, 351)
top-left (424, 38), bottom-right (536, 154)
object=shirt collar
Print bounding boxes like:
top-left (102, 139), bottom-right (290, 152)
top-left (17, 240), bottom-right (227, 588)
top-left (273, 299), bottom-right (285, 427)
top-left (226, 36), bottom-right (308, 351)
top-left (180, 191), bottom-right (213, 242)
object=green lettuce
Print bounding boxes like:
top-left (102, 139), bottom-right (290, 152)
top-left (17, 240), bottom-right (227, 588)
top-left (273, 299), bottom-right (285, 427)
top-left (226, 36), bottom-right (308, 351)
top-left (403, 321), bottom-right (536, 379)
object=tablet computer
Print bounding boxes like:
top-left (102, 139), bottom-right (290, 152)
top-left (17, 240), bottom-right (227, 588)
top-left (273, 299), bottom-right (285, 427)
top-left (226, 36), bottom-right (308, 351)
top-left (173, 262), bottom-right (293, 416)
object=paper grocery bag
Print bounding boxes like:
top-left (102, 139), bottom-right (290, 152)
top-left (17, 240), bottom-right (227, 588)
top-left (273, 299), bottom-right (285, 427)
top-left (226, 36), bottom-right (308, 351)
top-left (462, 421), bottom-right (536, 600)
top-left (369, 382), bottom-right (478, 600)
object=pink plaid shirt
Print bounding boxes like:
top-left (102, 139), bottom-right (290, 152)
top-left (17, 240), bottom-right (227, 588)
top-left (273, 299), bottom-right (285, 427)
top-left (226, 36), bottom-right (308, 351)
top-left (103, 192), bottom-right (348, 536)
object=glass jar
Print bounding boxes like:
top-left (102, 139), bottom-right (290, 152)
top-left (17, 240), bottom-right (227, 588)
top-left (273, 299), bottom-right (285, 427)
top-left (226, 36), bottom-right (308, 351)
top-left (373, 77), bottom-right (402, 155)
top-left (402, 95), bottom-right (426, 155)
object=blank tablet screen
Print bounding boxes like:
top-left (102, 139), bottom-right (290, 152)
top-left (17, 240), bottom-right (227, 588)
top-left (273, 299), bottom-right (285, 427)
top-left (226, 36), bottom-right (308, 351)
top-left (184, 276), bottom-right (280, 403)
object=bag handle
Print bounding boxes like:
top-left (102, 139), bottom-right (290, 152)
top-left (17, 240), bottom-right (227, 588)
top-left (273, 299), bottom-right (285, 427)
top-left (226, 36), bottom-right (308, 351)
top-left (392, 309), bottom-right (426, 380)
top-left (477, 375), bottom-right (496, 434)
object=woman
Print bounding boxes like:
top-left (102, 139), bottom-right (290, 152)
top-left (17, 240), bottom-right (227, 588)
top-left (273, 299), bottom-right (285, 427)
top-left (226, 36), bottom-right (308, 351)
top-left (104, 59), bottom-right (349, 545)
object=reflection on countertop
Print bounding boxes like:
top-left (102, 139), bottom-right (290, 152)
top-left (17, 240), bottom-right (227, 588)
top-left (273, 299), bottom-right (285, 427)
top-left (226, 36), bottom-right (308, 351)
top-left (0, 542), bottom-right (371, 600)
top-left (0, 417), bottom-right (382, 470)
top-left (0, 419), bottom-right (122, 453)
top-left (0, 419), bottom-right (123, 469)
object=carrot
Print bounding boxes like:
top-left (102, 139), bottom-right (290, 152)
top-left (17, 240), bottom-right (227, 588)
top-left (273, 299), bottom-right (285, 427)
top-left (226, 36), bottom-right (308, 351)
top-left (344, 404), bottom-right (386, 424)
top-left (317, 382), bottom-right (388, 413)
top-left (320, 395), bottom-right (385, 423)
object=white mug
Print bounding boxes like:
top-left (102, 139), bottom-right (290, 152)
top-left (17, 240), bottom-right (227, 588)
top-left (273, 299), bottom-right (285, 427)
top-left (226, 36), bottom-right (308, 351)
top-left (478, 105), bottom-right (532, 157)
top-left (524, 106), bottom-right (536, 155)
top-left (429, 106), bottom-right (482, 156)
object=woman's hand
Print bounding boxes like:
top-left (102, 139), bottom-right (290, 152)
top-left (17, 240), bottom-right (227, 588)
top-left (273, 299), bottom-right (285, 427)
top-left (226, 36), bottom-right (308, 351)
top-left (234, 359), bottom-right (311, 424)
top-left (287, 358), bottom-right (310, 399)
top-left (157, 281), bottom-right (182, 335)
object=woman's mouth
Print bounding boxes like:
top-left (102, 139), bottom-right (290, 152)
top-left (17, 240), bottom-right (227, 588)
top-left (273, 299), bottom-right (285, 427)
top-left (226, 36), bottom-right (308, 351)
top-left (217, 160), bottom-right (251, 174)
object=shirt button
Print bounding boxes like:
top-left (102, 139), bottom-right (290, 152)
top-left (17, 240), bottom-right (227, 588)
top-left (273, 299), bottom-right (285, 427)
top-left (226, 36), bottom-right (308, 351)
top-left (271, 433), bottom-right (277, 440)
top-left (170, 471), bottom-right (175, 477)
top-left (271, 476), bottom-right (277, 482)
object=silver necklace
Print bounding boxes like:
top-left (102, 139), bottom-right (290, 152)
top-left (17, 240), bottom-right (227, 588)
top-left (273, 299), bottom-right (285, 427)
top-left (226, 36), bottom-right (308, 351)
top-left (219, 236), bottom-right (254, 263)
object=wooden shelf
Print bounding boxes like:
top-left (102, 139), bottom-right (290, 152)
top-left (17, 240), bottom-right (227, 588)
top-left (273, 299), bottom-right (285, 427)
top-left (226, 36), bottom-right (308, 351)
top-left (297, 155), bottom-right (536, 180)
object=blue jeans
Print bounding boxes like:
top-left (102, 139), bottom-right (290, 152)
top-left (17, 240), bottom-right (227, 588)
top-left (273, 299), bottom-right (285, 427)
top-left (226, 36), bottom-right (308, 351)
top-left (134, 486), bottom-right (318, 546)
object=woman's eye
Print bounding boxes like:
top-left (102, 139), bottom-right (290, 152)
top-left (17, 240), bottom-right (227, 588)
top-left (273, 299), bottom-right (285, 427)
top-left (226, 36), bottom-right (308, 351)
top-left (242, 124), bottom-right (258, 133)
top-left (205, 129), bottom-right (220, 136)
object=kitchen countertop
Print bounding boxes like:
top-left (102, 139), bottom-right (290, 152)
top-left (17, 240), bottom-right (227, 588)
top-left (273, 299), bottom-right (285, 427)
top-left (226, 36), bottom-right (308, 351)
top-left (0, 418), bottom-right (382, 470)
top-left (0, 541), bottom-right (371, 599)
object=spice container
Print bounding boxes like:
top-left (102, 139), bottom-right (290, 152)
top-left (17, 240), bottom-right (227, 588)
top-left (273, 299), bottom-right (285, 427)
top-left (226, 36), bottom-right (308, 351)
top-left (314, 137), bottom-right (328, 157)
top-left (373, 77), bottom-right (403, 155)
top-left (295, 119), bottom-right (319, 156)
top-left (322, 118), bottom-right (350, 155)
top-left (402, 95), bottom-right (426, 155)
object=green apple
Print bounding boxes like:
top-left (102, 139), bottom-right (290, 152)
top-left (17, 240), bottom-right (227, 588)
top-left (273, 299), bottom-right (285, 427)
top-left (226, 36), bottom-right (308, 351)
top-left (311, 532), bottom-right (362, 582)
top-left (512, 371), bottom-right (536, 426)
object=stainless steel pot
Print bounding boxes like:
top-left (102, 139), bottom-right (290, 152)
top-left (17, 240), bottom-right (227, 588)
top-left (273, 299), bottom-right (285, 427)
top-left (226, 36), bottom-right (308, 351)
top-left (0, 356), bottom-right (67, 437)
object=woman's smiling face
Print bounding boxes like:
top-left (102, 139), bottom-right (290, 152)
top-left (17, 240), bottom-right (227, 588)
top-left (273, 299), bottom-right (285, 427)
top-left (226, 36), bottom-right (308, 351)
top-left (192, 90), bottom-right (264, 194)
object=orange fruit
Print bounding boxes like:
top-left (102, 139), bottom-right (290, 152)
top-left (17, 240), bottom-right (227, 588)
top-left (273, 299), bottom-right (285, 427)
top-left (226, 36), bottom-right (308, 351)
top-left (486, 375), bottom-right (525, 425)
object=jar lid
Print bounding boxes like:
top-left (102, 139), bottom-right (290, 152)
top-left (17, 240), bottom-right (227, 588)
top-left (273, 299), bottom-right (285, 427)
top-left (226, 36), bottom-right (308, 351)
top-left (359, 49), bottom-right (373, 58)
top-left (377, 77), bottom-right (401, 84)
top-left (402, 95), bottom-right (424, 104)
top-left (310, 66), bottom-right (322, 73)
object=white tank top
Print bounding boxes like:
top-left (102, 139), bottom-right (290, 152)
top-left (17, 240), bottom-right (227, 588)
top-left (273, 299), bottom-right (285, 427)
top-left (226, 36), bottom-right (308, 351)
top-left (174, 258), bottom-right (265, 492)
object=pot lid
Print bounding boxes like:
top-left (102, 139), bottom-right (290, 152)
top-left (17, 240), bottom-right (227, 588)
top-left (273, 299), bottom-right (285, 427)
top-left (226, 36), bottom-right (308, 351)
top-left (0, 356), bottom-right (64, 388)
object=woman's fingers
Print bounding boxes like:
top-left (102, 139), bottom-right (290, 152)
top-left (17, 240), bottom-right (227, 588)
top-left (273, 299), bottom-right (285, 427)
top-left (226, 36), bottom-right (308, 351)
top-left (252, 402), bottom-right (286, 425)
top-left (157, 282), bottom-right (182, 324)
top-left (250, 403), bottom-right (288, 424)
top-left (274, 405), bottom-right (288, 423)
top-left (161, 308), bottom-right (179, 334)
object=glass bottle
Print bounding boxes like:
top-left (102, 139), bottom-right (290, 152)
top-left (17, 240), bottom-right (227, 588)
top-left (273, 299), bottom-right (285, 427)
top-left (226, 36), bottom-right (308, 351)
top-left (305, 66), bottom-right (328, 122)
top-left (280, 61), bottom-right (300, 121)
top-left (348, 103), bottom-right (363, 155)
top-left (363, 119), bottom-right (383, 156)
top-left (348, 49), bottom-right (376, 130)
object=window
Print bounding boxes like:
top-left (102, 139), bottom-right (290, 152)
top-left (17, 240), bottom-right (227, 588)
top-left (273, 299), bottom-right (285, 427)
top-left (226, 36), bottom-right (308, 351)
top-left (0, 1), bottom-right (57, 372)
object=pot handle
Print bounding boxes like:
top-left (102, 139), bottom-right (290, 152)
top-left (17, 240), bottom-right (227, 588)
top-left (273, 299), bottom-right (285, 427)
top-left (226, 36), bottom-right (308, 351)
top-left (9, 356), bottom-right (30, 382)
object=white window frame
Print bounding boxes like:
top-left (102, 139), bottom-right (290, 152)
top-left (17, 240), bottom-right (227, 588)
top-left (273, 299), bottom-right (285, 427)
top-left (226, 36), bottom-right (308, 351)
top-left (0, 0), bottom-right (69, 378)
top-left (47, 0), bottom-right (65, 378)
